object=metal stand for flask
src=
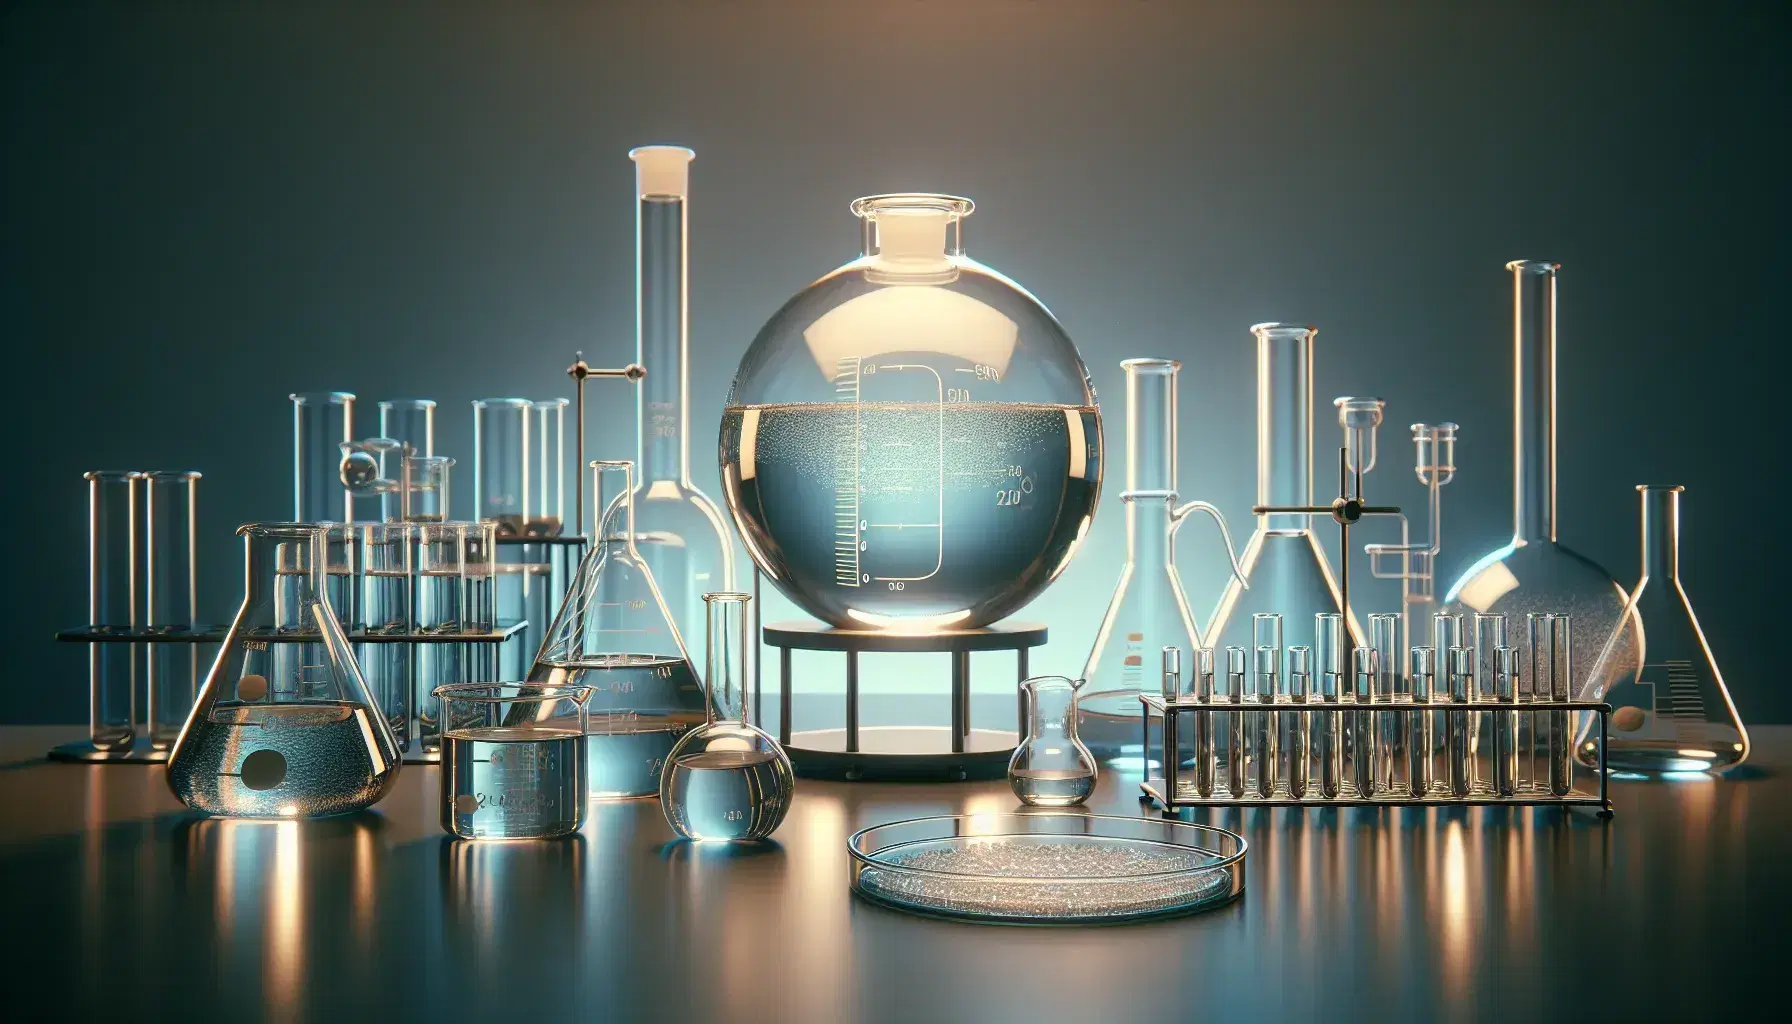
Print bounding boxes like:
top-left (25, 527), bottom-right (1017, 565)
top-left (753, 571), bottom-right (1046, 782)
top-left (1137, 448), bottom-right (1614, 816)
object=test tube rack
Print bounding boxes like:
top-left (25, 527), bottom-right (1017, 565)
top-left (1137, 692), bottom-right (1613, 815)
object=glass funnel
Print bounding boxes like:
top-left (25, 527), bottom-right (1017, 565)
top-left (1080, 358), bottom-right (1244, 765)
top-left (166, 524), bottom-right (402, 817)
top-left (1579, 486), bottom-right (1748, 773)
top-left (628, 146), bottom-right (737, 673)
top-left (1008, 676), bottom-right (1097, 806)
top-left (660, 593), bottom-right (795, 841)
top-left (1444, 261), bottom-right (1638, 697)
top-left (721, 192), bottom-right (1103, 631)
top-left (528, 460), bottom-right (704, 799)
top-left (1204, 324), bottom-right (1358, 674)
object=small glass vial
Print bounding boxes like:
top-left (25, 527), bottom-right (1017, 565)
top-left (1008, 675), bottom-right (1098, 806)
top-left (659, 593), bottom-right (795, 842)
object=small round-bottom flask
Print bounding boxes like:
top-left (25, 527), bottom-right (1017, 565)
top-left (1009, 676), bottom-right (1098, 806)
top-left (660, 593), bottom-right (795, 842)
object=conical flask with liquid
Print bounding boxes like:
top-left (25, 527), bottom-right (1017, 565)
top-left (167, 524), bottom-right (402, 817)
top-left (1579, 486), bottom-right (1748, 773)
top-left (1009, 676), bottom-right (1098, 806)
top-left (1443, 261), bottom-right (1639, 697)
top-left (529, 460), bottom-right (704, 799)
top-left (1080, 359), bottom-right (1245, 766)
top-left (1205, 324), bottom-right (1360, 672)
top-left (660, 592), bottom-right (795, 841)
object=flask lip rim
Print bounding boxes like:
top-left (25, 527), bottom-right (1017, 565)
top-left (851, 193), bottom-right (974, 219)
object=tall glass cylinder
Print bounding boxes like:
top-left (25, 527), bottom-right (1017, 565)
top-left (379, 399), bottom-right (435, 521)
top-left (474, 398), bottom-right (532, 538)
top-left (292, 392), bottom-right (354, 523)
top-left (417, 521), bottom-right (468, 751)
top-left (87, 471), bottom-right (142, 750)
top-left (530, 398), bottom-right (569, 537)
top-left (1256, 323), bottom-right (1313, 534)
top-left (360, 522), bottom-right (414, 749)
top-left (145, 471), bottom-right (201, 749)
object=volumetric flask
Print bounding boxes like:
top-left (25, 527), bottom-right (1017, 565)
top-left (1009, 675), bottom-right (1098, 806)
top-left (146, 471), bottom-right (202, 749)
top-left (1444, 261), bottom-right (1638, 697)
top-left (167, 524), bottom-right (402, 817)
top-left (437, 682), bottom-right (593, 840)
top-left (661, 593), bottom-right (795, 841)
top-left (474, 397), bottom-right (532, 537)
top-left (291, 392), bottom-right (354, 523)
top-left (1080, 359), bottom-right (1243, 764)
top-left (530, 460), bottom-right (704, 799)
top-left (722, 191), bottom-right (1103, 631)
top-left (1582, 486), bottom-right (1748, 773)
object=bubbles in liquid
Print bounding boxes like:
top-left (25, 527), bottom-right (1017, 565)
top-left (165, 701), bottom-right (400, 817)
top-left (722, 402), bottom-right (1100, 628)
top-left (661, 748), bottom-right (794, 841)
top-left (441, 725), bottom-right (587, 839)
top-left (529, 655), bottom-right (704, 799)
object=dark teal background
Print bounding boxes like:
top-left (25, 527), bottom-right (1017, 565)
top-left (5, 1), bottom-right (1786, 723)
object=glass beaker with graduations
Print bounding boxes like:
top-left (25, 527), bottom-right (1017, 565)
top-left (167, 524), bottom-right (402, 817)
top-left (529, 460), bottom-right (704, 799)
top-left (438, 681), bottom-right (593, 840)
top-left (627, 146), bottom-right (736, 677)
top-left (660, 593), bottom-right (795, 841)
top-left (1444, 261), bottom-right (1638, 698)
top-left (1580, 486), bottom-right (1748, 773)
top-left (1204, 324), bottom-right (1360, 673)
top-left (1080, 359), bottom-right (1245, 766)
top-left (1008, 675), bottom-right (1097, 806)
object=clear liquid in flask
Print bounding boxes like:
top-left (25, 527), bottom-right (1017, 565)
top-left (166, 700), bottom-right (400, 817)
top-left (529, 654), bottom-right (703, 799)
top-left (1008, 768), bottom-right (1096, 806)
top-left (441, 724), bottom-right (587, 839)
top-left (660, 748), bottom-right (795, 842)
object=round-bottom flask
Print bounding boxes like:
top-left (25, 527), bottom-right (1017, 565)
top-left (660, 593), bottom-right (795, 842)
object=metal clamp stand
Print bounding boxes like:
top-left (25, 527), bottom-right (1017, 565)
top-left (565, 352), bottom-right (645, 537)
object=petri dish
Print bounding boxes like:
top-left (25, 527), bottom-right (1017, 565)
top-left (847, 812), bottom-right (1245, 925)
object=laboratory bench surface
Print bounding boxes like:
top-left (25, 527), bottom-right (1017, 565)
top-left (2, 725), bottom-right (1781, 1023)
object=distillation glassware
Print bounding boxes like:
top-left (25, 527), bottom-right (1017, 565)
top-left (1080, 359), bottom-right (1243, 765)
top-left (1008, 675), bottom-right (1097, 806)
top-left (721, 192), bottom-right (1103, 631)
top-left (166, 524), bottom-right (402, 817)
top-left (529, 460), bottom-right (704, 799)
top-left (1205, 324), bottom-right (1358, 666)
top-left (1444, 261), bottom-right (1637, 697)
top-left (627, 146), bottom-right (736, 669)
top-left (1580, 486), bottom-right (1747, 773)
top-left (660, 593), bottom-right (795, 841)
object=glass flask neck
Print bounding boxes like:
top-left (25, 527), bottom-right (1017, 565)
top-left (1023, 678), bottom-right (1077, 737)
top-left (703, 593), bottom-right (751, 727)
top-left (637, 187), bottom-right (690, 485)
top-left (1122, 359), bottom-right (1179, 493)
top-left (1253, 324), bottom-right (1316, 532)
top-left (591, 461), bottom-right (639, 554)
top-left (1509, 260), bottom-right (1561, 543)
top-left (1639, 485), bottom-right (1682, 581)
top-left (853, 194), bottom-right (972, 259)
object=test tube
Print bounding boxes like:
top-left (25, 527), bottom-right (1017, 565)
top-left (1534, 614), bottom-right (1574, 796)
top-left (144, 471), bottom-right (201, 750)
top-left (291, 392), bottom-right (354, 523)
top-left (1159, 646), bottom-right (1181, 790)
top-left (1494, 645), bottom-right (1518, 797)
top-left (361, 522), bottom-right (414, 748)
top-left (1160, 645), bottom-right (1182, 700)
top-left (1192, 648), bottom-right (1215, 798)
top-left (1472, 614), bottom-right (1506, 779)
top-left (1370, 613), bottom-right (1400, 793)
top-left (1427, 612), bottom-right (1461, 793)
top-left (1316, 613), bottom-right (1343, 799)
top-left (417, 521), bottom-right (469, 750)
top-left (1446, 646), bottom-right (1473, 798)
top-left (87, 471), bottom-right (142, 751)
top-left (378, 399), bottom-right (436, 521)
top-left (400, 455), bottom-right (454, 524)
top-left (530, 398), bottom-right (569, 538)
top-left (465, 520), bottom-right (499, 682)
top-left (1351, 646), bottom-right (1377, 798)
top-left (474, 398), bottom-right (532, 538)
top-left (1408, 646), bottom-right (1435, 797)
top-left (1252, 613), bottom-right (1282, 799)
top-left (1224, 646), bottom-right (1247, 798)
top-left (1287, 645), bottom-right (1312, 799)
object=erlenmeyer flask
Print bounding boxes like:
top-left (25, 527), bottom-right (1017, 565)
top-left (529, 460), bottom-right (704, 799)
top-left (627, 147), bottom-right (736, 676)
top-left (1008, 676), bottom-right (1097, 806)
top-left (660, 593), bottom-right (795, 841)
top-left (1205, 324), bottom-right (1359, 670)
top-left (1444, 261), bottom-right (1638, 697)
top-left (167, 524), bottom-right (402, 817)
top-left (1580, 486), bottom-right (1748, 773)
top-left (1080, 359), bottom-right (1245, 765)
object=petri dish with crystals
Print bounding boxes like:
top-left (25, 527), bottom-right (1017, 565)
top-left (848, 813), bottom-right (1245, 924)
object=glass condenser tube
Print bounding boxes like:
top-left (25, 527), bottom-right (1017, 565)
top-left (292, 392), bottom-right (353, 523)
top-left (87, 471), bottom-right (142, 751)
top-left (145, 471), bottom-right (201, 749)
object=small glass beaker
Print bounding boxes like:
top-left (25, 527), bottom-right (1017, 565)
top-left (437, 682), bottom-right (593, 840)
top-left (400, 455), bottom-right (453, 523)
top-left (1009, 676), bottom-right (1098, 806)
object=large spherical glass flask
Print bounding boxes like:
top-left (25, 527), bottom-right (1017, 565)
top-left (721, 194), bottom-right (1103, 631)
